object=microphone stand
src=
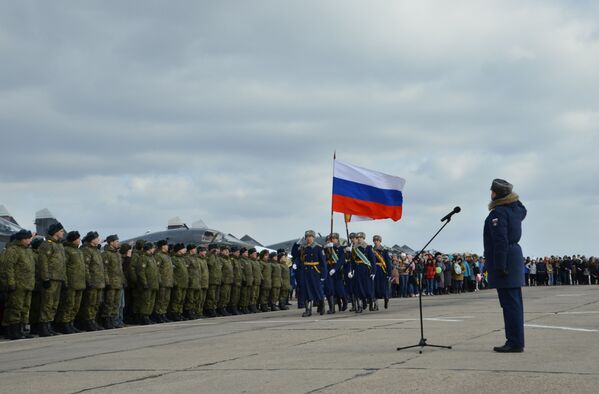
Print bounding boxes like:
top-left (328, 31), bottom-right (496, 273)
top-left (396, 217), bottom-right (454, 354)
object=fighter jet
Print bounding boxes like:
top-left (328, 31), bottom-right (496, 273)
top-left (0, 205), bottom-right (25, 249)
top-left (124, 217), bottom-right (258, 250)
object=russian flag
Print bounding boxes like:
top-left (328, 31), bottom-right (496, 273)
top-left (332, 160), bottom-right (406, 221)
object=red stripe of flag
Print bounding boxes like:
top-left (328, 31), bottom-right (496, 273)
top-left (332, 195), bottom-right (403, 221)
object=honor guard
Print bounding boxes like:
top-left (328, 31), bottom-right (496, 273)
top-left (298, 230), bottom-right (326, 317)
top-left (323, 233), bottom-right (347, 314)
top-left (345, 232), bottom-right (357, 312)
top-left (352, 232), bottom-right (376, 313)
top-left (372, 235), bottom-right (392, 310)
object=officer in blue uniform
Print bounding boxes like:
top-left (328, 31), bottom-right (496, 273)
top-left (323, 233), bottom-right (346, 314)
top-left (291, 242), bottom-right (304, 309)
top-left (352, 232), bottom-right (376, 313)
top-left (297, 230), bottom-right (326, 317)
top-left (484, 179), bottom-right (527, 353)
top-left (372, 235), bottom-right (392, 310)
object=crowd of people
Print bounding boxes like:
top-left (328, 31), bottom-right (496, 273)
top-left (2, 223), bottom-right (598, 341)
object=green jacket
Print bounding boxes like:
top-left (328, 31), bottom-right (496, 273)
top-left (102, 246), bottom-right (125, 289)
top-left (260, 260), bottom-right (272, 288)
top-left (280, 261), bottom-right (291, 291)
top-left (155, 251), bottom-right (174, 288)
top-left (138, 253), bottom-right (159, 290)
top-left (37, 238), bottom-right (67, 284)
top-left (251, 258), bottom-right (263, 285)
top-left (186, 255), bottom-right (201, 289)
top-left (172, 255), bottom-right (189, 288)
top-left (127, 250), bottom-right (141, 288)
top-left (207, 252), bottom-right (222, 285)
top-left (2, 243), bottom-right (35, 291)
top-left (221, 256), bottom-right (234, 285)
top-left (198, 256), bottom-right (209, 289)
top-left (241, 257), bottom-right (254, 286)
top-left (231, 256), bottom-right (242, 286)
top-left (82, 243), bottom-right (106, 289)
top-left (63, 242), bottom-right (86, 290)
top-left (271, 259), bottom-right (282, 288)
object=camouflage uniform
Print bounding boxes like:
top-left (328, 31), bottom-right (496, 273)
top-left (184, 253), bottom-right (201, 318)
top-left (205, 250), bottom-right (222, 316)
top-left (79, 243), bottom-right (105, 329)
top-left (101, 246), bottom-right (125, 322)
top-left (35, 238), bottom-right (66, 323)
top-left (154, 250), bottom-right (173, 320)
top-left (1, 243), bottom-right (35, 333)
top-left (270, 257), bottom-right (282, 310)
top-left (137, 251), bottom-right (159, 322)
top-left (250, 256), bottom-right (263, 312)
top-left (218, 255), bottom-right (234, 315)
top-left (228, 254), bottom-right (243, 314)
top-left (239, 255), bottom-right (254, 313)
top-left (259, 256), bottom-right (273, 311)
top-left (279, 259), bottom-right (291, 309)
top-left (55, 242), bottom-right (85, 325)
top-left (197, 254), bottom-right (209, 316)
top-left (168, 254), bottom-right (188, 319)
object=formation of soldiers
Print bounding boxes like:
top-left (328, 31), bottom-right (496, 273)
top-left (293, 230), bottom-right (392, 317)
top-left (0, 224), bottom-right (293, 340)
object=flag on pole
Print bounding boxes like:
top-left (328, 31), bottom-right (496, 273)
top-left (332, 160), bottom-right (406, 221)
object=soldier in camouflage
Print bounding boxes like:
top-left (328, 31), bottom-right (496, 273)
top-left (278, 249), bottom-right (291, 310)
top-left (249, 248), bottom-right (262, 313)
top-left (204, 244), bottom-right (222, 318)
top-left (184, 244), bottom-right (201, 320)
top-left (168, 243), bottom-right (189, 321)
top-left (101, 235), bottom-right (125, 329)
top-left (197, 246), bottom-right (209, 317)
top-left (269, 251), bottom-right (282, 311)
top-left (238, 247), bottom-right (253, 314)
top-left (55, 231), bottom-right (85, 334)
top-left (259, 250), bottom-right (273, 312)
top-left (78, 231), bottom-right (106, 332)
top-left (137, 242), bottom-right (159, 325)
top-left (218, 246), bottom-right (233, 317)
top-left (153, 240), bottom-right (173, 323)
top-left (228, 246), bottom-right (243, 315)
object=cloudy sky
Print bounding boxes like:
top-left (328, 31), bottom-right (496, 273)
top-left (1, 1), bottom-right (598, 256)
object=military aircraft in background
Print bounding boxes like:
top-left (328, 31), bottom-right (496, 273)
top-left (0, 205), bottom-right (25, 250)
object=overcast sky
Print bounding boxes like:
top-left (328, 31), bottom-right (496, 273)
top-left (1, 1), bottom-right (598, 256)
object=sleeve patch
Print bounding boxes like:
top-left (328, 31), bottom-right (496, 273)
top-left (492, 218), bottom-right (499, 227)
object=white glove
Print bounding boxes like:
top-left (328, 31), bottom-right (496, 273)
top-left (345, 246), bottom-right (353, 252)
top-left (329, 269), bottom-right (336, 276)
top-left (370, 274), bottom-right (375, 280)
top-left (325, 242), bottom-right (334, 248)
top-left (348, 271), bottom-right (354, 279)
top-left (320, 278), bottom-right (325, 282)
top-left (292, 264), bottom-right (297, 270)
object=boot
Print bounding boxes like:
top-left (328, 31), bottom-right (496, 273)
top-left (278, 301), bottom-right (289, 311)
top-left (7, 324), bottom-right (24, 340)
top-left (373, 300), bottom-right (379, 311)
top-left (355, 300), bottom-right (363, 314)
top-left (48, 322), bottom-right (59, 336)
top-left (103, 317), bottom-right (115, 330)
top-left (341, 297), bottom-right (348, 312)
top-left (221, 307), bottom-right (232, 316)
top-left (206, 309), bottom-right (217, 318)
top-left (362, 299), bottom-right (368, 311)
top-left (337, 297), bottom-right (342, 311)
top-left (301, 301), bottom-right (312, 317)
top-left (29, 323), bottom-right (40, 335)
top-left (260, 304), bottom-right (269, 313)
top-left (349, 297), bottom-right (356, 312)
top-left (270, 303), bottom-right (279, 312)
top-left (92, 320), bottom-right (104, 331)
top-left (326, 296), bottom-right (335, 314)
top-left (113, 318), bottom-right (124, 328)
top-left (21, 324), bottom-right (34, 339)
top-left (140, 315), bottom-right (152, 325)
top-left (384, 298), bottom-right (389, 310)
top-left (319, 300), bottom-right (325, 316)
top-left (162, 314), bottom-right (172, 323)
top-left (81, 320), bottom-right (95, 332)
top-left (69, 322), bottom-right (82, 333)
top-left (177, 313), bottom-right (185, 321)
top-left (38, 322), bottom-right (53, 337)
top-left (230, 306), bottom-right (240, 315)
top-left (249, 304), bottom-right (258, 313)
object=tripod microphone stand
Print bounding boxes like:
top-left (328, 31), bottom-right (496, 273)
top-left (397, 207), bottom-right (460, 353)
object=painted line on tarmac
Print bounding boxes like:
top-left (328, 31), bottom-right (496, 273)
top-left (524, 324), bottom-right (599, 332)
top-left (557, 311), bottom-right (599, 315)
top-left (239, 318), bottom-right (465, 323)
top-left (555, 294), bottom-right (584, 297)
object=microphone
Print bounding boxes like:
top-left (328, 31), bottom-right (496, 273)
top-left (440, 206), bottom-right (461, 222)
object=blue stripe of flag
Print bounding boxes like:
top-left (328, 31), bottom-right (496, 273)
top-left (333, 177), bottom-right (403, 207)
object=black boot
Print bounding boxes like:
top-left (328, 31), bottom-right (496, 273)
top-left (103, 317), bottom-right (114, 330)
top-left (7, 324), bottom-right (24, 340)
top-left (319, 300), bottom-right (325, 316)
top-left (69, 322), bottom-right (82, 333)
top-left (162, 314), bottom-right (172, 323)
top-left (38, 322), bottom-right (53, 337)
top-left (278, 301), bottom-right (289, 311)
top-left (270, 303), bottom-right (280, 311)
top-left (206, 309), bottom-right (217, 318)
top-left (260, 304), bottom-right (269, 313)
top-left (384, 298), bottom-right (389, 309)
top-left (29, 323), bottom-right (40, 335)
top-left (337, 297), bottom-right (342, 311)
top-left (349, 297), bottom-right (356, 312)
top-left (362, 299), bottom-right (368, 311)
top-left (47, 322), bottom-right (58, 336)
top-left (92, 320), bottom-right (104, 331)
top-left (301, 301), bottom-right (312, 317)
top-left (373, 300), bottom-right (379, 311)
top-left (21, 324), bottom-right (34, 339)
top-left (141, 315), bottom-right (152, 325)
top-left (341, 297), bottom-right (348, 311)
top-left (230, 306), bottom-right (240, 315)
top-left (249, 304), bottom-right (258, 313)
top-left (326, 296), bottom-right (335, 314)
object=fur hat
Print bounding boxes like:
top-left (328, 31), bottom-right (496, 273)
top-left (48, 222), bottom-right (64, 236)
top-left (491, 178), bottom-right (513, 199)
top-left (66, 231), bottom-right (80, 242)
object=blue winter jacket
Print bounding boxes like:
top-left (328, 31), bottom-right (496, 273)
top-left (483, 196), bottom-right (527, 289)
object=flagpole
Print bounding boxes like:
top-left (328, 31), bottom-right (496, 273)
top-left (330, 151), bottom-right (336, 238)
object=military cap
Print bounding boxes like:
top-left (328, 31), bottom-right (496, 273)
top-left (105, 234), bottom-right (119, 243)
top-left (277, 248), bottom-right (286, 256)
top-left (83, 231), bottom-right (100, 243)
top-left (230, 246), bottom-right (239, 253)
top-left (198, 245), bottom-right (207, 252)
top-left (143, 242), bottom-right (155, 251)
top-left (259, 249), bottom-right (269, 257)
top-left (9, 233), bottom-right (18, 242)
top-left (48, 222), bottom-right (64, 236)
top-left (491, 178), bottom-right (513, 198)
top-left (330, 232), bottom-right (339, 240)
top-left (305, 230), bottom-right (316, 237)
top-left (14, 229), bottom-right (33, 240)
top-left (269, 252), bottom-right (277, 258)
top-left (66, 231), bottom-right (81, 242)
top-left (373, 235), bottom-right (382, 242)
top-left (119, 243), bottom-right (132, 254)
top-left (349, 232), bottom-right (356, 239)
top-left (208, 243), bottom-right (218, 251)
top-left (248, 247), bottom-right (257, 254)
top-left (220, 245), bottom-right (230, 251)
top-left (240, 247), bottom-right (247, 254)
top-left (173, 243), bottom-right (186, 252)
top-left (187, 243), bottom-right (197, 251)
top-left (356, 232), bottom-right (366, 239)
top-left (156, 239), bottom-right (168, 248)
top-left (31, 237), bottom-right (44, 250)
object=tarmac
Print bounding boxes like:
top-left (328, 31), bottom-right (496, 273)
top-left (1, 285), bottom-right (598, 394)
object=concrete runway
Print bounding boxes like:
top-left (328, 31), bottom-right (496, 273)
top-left (1, 285), bottom-right (598, 393)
